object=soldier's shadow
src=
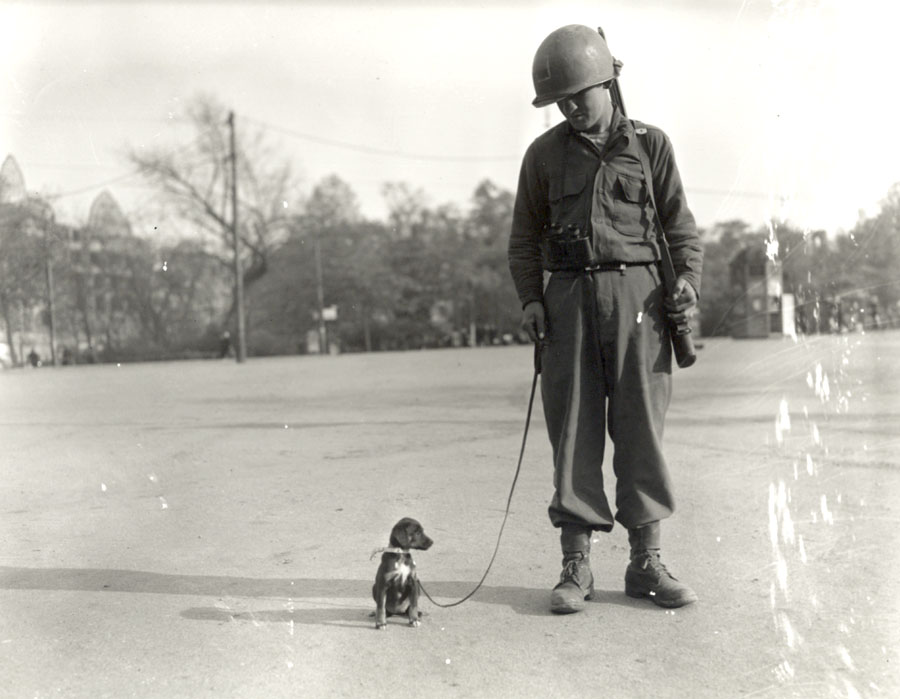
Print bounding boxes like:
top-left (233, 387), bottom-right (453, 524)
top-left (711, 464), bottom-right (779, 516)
top-left (0, 566), bottom-right (637, 628)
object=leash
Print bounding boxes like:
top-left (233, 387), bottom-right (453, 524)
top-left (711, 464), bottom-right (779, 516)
top-left (417, 343), bottom-right (542, 608)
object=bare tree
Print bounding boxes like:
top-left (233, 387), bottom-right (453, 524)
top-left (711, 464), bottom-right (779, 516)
top-left (127, 95), bottom-right (298, 323)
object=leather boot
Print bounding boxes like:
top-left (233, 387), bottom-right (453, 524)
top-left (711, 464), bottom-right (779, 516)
top-left (624, 522), bottom-right (698, 608)
top-left (550, 525), bottom-right (594, 614)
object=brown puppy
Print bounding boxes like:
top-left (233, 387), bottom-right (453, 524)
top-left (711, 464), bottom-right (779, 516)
top-left (372, 517), bottom-right (433, 630)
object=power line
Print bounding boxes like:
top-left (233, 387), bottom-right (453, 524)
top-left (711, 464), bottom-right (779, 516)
top-left (0, 109), bottom-right (858, 204)
top-left (40, 138), bottom-right (206, 201)
top-left (243, 115), bottom-right (520, 163)
top-left (245, 115), bottom-right (782, 198)
top-left (16, 109), bottom-right (777, 202)
top-left (42, 171), bottom-right (145, 200)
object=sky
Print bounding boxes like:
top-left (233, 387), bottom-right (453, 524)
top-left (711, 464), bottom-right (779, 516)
top-left (2, 0), bottom-right (899, 237)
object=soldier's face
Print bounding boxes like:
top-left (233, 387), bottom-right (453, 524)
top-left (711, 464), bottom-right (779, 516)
top-left (557, 83), bottom-right (613, 133)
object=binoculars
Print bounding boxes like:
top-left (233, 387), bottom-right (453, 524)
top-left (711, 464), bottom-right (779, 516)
top-left (540, 224), bottom-right (598, 271)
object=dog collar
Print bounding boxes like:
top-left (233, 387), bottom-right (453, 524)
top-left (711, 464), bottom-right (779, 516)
top-left (370, 546), bottom-right (411, 560)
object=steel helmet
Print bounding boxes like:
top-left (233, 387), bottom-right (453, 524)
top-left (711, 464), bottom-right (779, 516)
top-left (531, 25), bottom-right (620, 107)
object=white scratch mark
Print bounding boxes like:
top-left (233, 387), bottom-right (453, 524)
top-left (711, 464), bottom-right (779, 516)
top-left (838, 646), bottom-right (856, 671)
top-left (775, 556), bottom-right (788, 595)
top-left (775, 397), bottom-right (791, 445)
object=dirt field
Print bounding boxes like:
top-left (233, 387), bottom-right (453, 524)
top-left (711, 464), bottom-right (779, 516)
top-left (1, 332), bottom-right (898, 698)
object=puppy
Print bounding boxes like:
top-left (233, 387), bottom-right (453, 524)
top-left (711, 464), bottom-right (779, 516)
top-left (371, 517), bottom-right (433, 630)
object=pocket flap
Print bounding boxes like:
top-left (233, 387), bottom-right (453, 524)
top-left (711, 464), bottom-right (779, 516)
top-left (549, 172), bottom-right (587, 201)
top-left (617, 174), bottom-right (644, 203)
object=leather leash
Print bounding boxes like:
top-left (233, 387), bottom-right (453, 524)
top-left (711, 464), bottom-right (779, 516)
top-left (417, 343), bottom-right (541, 608)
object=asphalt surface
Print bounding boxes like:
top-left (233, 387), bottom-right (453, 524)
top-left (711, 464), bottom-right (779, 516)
top-left (1, 333), bottom-right (898, 698)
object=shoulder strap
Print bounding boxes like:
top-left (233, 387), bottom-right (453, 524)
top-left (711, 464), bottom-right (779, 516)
top-left (631, 121), bottom-right (680, 296)
top-left (629, 121), bottom-right (698, 368)
top-left (630, 120), bottom-right (665, 245)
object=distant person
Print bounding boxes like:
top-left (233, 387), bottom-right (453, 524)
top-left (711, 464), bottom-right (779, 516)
top-left (219, 331), bottom-right (233, 359)
top-left (795, 304), bottom-right (808, 335)
top-left (61, 347), bottom-right (73, 365)
top-left (27, 348), bottom-right (41, 368)
top-left (867, 296), bottom-right (881, 330)
top-left (829, 300), bottom-right (841, 333)
top-left (508, 25), bottom-right (703, 614)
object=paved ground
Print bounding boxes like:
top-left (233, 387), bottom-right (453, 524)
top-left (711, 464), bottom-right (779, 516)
top-left (1, 332), bottom-right (898, 698)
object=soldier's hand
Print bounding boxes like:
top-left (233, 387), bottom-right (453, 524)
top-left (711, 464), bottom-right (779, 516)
top-left (665, 276), bottom-right (697, 327)
top-left (521, 301), bottom-right (547, 344)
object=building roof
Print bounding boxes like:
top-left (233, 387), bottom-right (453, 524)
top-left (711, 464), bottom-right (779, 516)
top-left (0, 155), bottom-right (27, 204)
top-left (87, 190), bottom-right (132, 237)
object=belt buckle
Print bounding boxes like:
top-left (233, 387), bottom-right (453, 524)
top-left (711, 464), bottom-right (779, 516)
top-left (587, 263), bottom-right (627, 275)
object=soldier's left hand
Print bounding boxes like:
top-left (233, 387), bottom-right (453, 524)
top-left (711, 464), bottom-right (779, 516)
top-left (665, 276), bottom-right (697, 326)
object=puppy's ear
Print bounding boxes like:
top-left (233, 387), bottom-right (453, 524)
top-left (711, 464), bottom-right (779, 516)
top-left (390, 520), bottom-right (411, 548)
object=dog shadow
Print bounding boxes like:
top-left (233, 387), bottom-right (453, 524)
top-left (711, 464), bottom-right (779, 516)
top-left (180, 604), bottom-right (372, 629)
top-left (0, 566), bottom-right (640, 628)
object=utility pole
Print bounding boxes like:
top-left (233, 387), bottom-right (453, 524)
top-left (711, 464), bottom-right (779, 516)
top-left (313, 231), bottom-right (327, 354)
top-left (18, 301), bottom-right (25, 365)
top-left (39, 214), bottom-right (58, 366)
top-left (228, 110), bottom-right (247, 362)
top-left (45, 250), bottom-right (57, 366)
top-left (468, 281), bottom-right (476, 348)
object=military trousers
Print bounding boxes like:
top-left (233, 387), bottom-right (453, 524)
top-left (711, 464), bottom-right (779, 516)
top-left (540, 264), bottom-right (675, 531)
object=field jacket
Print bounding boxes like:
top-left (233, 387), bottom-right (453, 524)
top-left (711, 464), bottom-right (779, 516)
top-left (508, 108), bottom-right (703, 308)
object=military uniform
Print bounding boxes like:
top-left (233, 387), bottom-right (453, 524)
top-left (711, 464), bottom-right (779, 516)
top-left (508, 108), bottom-right (703, 532)
top-left (512, 23), bottom-right (703, 613)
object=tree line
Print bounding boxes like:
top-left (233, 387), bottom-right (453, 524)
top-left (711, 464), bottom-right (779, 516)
top-left (2, 96), bottom-right (898, 365)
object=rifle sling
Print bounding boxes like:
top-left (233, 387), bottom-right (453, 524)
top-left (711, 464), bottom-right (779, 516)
top-left (630, 124), bottom-right (679, 293)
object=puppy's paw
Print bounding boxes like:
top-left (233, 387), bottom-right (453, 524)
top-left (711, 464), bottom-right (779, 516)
top-left (408, 619), bottom-right (421, 628)
top-left (375, 622), bottom-right (387, 630)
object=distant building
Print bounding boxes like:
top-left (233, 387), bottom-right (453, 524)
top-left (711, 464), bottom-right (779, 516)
top-left (0, 155), bottom-right (57, 364)
top-left (67, 189), bottom-right (142, 356)
top-left (1, 154), bottom-right (140, 364)
top-left (729, 246), bottom-right (795, 339)
top-left (0, 154), bottom-right (27, 204)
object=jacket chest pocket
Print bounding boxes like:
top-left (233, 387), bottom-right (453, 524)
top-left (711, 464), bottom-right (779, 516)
top-left (609, 171), bottom-right (649, 239)
top-left (548, 171), bottom-right (589, 228)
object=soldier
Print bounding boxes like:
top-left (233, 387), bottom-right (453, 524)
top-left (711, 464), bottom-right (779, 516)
top-left (508, 25), bottom-right (703, 614)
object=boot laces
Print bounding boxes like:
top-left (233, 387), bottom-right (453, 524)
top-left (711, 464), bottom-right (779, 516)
top-left (641, 551), bottom-right (678, 581)
top-left (559, 555), bottom-right (588, 585)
